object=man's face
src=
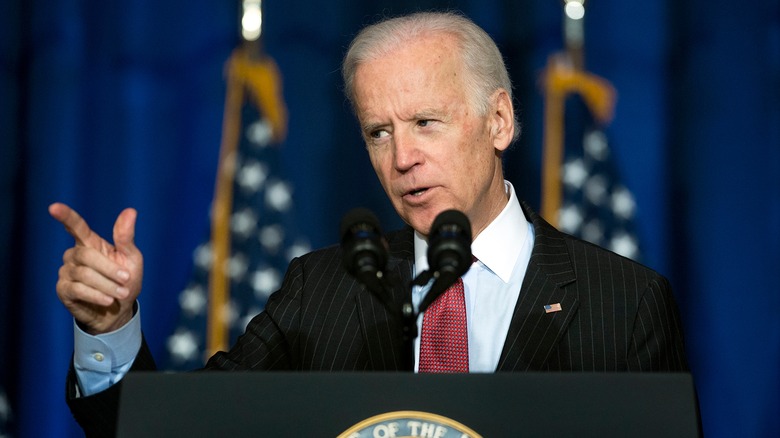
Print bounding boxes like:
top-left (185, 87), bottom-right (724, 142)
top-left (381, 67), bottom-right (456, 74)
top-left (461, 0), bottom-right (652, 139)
top-left (352, 33), bottom-right (513, 238)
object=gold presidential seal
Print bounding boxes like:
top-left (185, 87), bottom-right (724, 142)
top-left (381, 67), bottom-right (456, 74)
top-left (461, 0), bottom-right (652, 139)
top-left (338, 410), bottom-right (482, 438)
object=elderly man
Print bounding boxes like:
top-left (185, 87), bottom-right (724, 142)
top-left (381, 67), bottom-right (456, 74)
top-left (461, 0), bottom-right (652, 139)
top-left (51, 11), bottom-right (688, 436)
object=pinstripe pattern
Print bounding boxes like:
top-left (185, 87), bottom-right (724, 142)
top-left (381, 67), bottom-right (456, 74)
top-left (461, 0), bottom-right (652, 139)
top-left (66, 203), bottom-right (687, 435)
top-left (199, 202), bottom-right (687, 373)
top-left (497, 203), bottom-right (688, 372)
top-left (203, 226), bottom-right (416, 372)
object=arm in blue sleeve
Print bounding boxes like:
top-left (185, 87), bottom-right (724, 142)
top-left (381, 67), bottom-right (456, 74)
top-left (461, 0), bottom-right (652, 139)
top-left (72, 302), bottom-right (142, 396)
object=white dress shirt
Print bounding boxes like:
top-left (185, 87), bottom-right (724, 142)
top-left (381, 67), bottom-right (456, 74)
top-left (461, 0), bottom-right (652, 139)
top-left (412, 181), bottom-right (535, 372)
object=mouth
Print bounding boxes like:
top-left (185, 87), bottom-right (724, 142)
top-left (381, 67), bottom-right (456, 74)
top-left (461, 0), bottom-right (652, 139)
top-left (400, 186), bottom-right (434, 206)
top-left (407, 187), bottom-right (429, 197)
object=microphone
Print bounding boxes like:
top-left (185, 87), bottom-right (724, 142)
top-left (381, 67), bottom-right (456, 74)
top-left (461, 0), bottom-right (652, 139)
top-left (341, 208), bottom-right (416, 369)
top-left (340, 208), bottom-right (389, 296)
top-left (418, 209), bottom-right (472, 313)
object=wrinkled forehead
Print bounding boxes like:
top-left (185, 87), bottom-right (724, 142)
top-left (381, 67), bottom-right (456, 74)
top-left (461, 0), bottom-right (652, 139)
top-left (353, 41), bottom-right (469, 120)
top-left (354, 33), bottom-right (463, 87)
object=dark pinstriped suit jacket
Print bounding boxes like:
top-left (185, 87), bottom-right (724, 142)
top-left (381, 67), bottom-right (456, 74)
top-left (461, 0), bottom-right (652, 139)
top-left (67, 202), bottom-right (688, 435)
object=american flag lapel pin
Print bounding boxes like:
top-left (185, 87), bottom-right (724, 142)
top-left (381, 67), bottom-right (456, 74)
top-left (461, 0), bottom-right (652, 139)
top-left (544, 303), bottom-right (562, 313)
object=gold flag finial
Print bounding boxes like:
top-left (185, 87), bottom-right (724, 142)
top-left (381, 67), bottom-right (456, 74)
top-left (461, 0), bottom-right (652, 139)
top-left (540, 1), bottom-right (617, 227)
top-left (206, 0), bottom-right (288, 359)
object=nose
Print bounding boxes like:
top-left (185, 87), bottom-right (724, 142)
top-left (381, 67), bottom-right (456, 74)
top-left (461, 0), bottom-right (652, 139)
top-left (392, 130), bottom-right (423, 172)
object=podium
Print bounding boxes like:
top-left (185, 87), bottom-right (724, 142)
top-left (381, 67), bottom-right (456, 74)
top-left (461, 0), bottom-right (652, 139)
top-left (117, 372), bottom-right (699, 437)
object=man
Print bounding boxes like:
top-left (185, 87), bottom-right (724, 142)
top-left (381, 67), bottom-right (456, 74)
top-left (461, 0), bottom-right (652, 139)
top-left (50, 11), bottom-right (688, 436)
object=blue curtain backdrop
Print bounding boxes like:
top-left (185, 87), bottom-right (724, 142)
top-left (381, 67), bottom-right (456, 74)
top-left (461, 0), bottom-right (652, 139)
top-left (1, 0), bottom-right (778, 436)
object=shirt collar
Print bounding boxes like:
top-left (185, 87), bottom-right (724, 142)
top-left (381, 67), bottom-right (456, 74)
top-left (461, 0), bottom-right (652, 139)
top-left (414, 180), bottom-right (529, 283)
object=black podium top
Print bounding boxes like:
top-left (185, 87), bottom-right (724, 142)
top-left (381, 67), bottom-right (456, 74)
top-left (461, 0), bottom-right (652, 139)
top-left (117, 372), bottom-right (699, 437)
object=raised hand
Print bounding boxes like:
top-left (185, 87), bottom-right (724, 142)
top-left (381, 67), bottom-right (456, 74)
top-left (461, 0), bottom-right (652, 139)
top-left (49, 202), bottom-right (144, 335)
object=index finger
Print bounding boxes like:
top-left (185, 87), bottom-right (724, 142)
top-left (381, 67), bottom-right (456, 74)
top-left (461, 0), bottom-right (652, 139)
top-left (49, 202), bottom-right (95, 247)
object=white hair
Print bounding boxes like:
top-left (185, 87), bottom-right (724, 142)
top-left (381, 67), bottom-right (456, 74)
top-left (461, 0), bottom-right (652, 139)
top-left (342, 11), bottom-right (519, 140)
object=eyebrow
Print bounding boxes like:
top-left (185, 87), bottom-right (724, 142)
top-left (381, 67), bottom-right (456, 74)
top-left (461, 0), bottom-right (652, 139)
top-left (361, 121), bottom-right (385, 134)
top-left (360, 107), bottom-right (450, 133)
top-left (414, 108), bottom-right (446, 120)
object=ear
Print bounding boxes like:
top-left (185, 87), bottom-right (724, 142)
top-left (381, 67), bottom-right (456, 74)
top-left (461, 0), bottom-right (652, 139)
top-left (488, 89), bottom-right (515, 152)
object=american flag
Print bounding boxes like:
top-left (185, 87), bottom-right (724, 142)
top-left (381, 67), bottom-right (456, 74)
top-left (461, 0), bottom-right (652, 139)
top-left (544, 303), bottom-right (563, 313)
top-left (557, 102), bottom-right (642, 262)
top-left (164, 100), bottom-right (310, 371)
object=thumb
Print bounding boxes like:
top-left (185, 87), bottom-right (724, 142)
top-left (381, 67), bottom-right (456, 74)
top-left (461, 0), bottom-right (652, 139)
top-left (113, 208), bottom-right (138, 254)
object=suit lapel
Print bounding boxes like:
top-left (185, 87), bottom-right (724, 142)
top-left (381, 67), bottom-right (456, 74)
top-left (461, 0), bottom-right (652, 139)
top-left (356, 227), bottom-right (415, 371)
top-left (353, 207), bottom-right (580, 371)
top-left (497, 203), bottom-right (579, 371)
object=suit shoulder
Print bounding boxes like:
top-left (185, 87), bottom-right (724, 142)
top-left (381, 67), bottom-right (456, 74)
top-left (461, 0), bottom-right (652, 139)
top-left (523, 200), bottom-right (664, 281)
top-left (293, 226), bottom-right (412, 266)
top-left (294, 243), bottom-right (341, 264)
top-left (555, 229), bottom-right (667, 285)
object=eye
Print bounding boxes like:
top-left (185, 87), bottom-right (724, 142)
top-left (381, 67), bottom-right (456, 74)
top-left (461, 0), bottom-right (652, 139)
top-left (369, 129), bottom-right (389, 139)
top-left (417, 119), bottom-right (432, 127)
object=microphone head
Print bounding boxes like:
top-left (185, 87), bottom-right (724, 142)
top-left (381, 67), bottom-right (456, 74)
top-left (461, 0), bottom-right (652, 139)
top-left (427, 209), bottom-right (472, 278)
top-left (340, 207), bottom-right (381, 241)
top-left (340, 208), bottom-right (388, 279)
top-left (430, 209), bottom-right (471, 237)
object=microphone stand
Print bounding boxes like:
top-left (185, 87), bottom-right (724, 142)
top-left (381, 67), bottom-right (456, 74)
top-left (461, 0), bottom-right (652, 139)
top-left (357, 271), bottom-right (417, 371)
top-left (400, 293), bottom-right (416, 371)
top-left (359, 265), bottom-right (466, 371)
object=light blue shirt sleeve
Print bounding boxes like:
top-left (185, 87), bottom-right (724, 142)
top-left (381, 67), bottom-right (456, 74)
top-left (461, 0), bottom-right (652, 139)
top-left (72, 303), bottom-right (142, 397)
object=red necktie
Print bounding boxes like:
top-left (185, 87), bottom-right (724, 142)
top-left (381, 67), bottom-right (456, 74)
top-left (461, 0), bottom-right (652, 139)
top-left (418, 277), bottom-right (469, 373)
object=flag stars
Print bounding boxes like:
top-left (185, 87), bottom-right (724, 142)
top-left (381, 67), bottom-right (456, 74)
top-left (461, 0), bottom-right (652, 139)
top-left (227, 253), bottom-right (249, 281)
top-left (166, 105), bottom-right (311, 369)
top-left (559, 203), bottom-right (584, 234)
top-left (231, 208), bottom-right (258, 239)
top-left (582, 219), bottom-right (605, 245)
top-left (246, 119), bottom-right (273, 147)
top-left (584, 129), bottom-right (609, 161)
top-left (584, 174), bottom-right (608, 205)
top-left (179, 284), bottom-right (208, 317)
top-left (610, 232), bottom-right (639, 260)
top-left (557, 127), bottom-right (643, 265)
top-left (236, 160), bottom-right (268, 193)
top-left (167, 329), bottom-right (200, 363)
top-left (286, 240), bottom-right (312, 260)
top-left (223, 300), bottom-right (240, 327)
top-left (259, 224), bottom-right (284, 253)
top-left (250, 267), bottom-right (281, 300)
top-left (265, 180), bottom-right (292, 212)
top-left (563, 158), bottom-right (588, 189)
top-left (611, 185), bottom-right (636, 220)
top-left (193, 243), bottom-right (213, 270)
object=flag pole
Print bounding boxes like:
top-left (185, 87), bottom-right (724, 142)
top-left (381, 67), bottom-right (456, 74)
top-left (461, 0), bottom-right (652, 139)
top-left (206, 45), bottom-right (244, 360)
top-left (540, 0), bottom-right (616, 227)
top-left (206, 0), bottom-right (287, 359)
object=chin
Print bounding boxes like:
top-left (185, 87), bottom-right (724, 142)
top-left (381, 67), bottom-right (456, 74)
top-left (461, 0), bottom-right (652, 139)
top-left (405, 213), bottom-right (437, 237)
